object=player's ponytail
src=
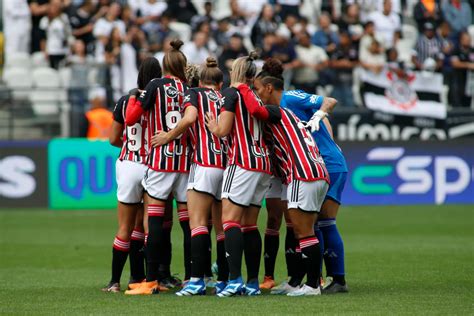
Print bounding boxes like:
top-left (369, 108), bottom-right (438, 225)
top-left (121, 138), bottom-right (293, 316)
top-left (137, 57), bottom-right (162, 90)
top-left (230, 51), bottom-right (259, 85)
top-left (257, 58), bottom-right (284, 91)
top-left (200, 57), bottom-right (223, 86)
top-left (163, 39), bottom-right (188, 82)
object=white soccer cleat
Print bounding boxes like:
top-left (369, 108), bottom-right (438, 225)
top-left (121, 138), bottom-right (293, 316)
top-left (287, 284), bottom-right (321, 297)
top-left (270, 281), bottom-right (299, 295)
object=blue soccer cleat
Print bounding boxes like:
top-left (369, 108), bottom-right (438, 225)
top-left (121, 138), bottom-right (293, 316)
top-left (244, 280), bottom-right (261, 296)
top-left (175, 279), bottom-right (206, 296)
top-left (215, 281), bottom-right (227, 295)
top-left (216, 277), bottom-right (245, 297)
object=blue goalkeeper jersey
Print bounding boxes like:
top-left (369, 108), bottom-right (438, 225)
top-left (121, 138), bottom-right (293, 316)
top-left (280, 90), bottom-right (348, 173)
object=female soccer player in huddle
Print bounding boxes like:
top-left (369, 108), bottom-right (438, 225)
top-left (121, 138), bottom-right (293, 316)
top-left (262, 60), bottom-right (347, 294)
top-left (124, 40), bottom-right (191, 295)
top-left (102, 57), bottom-right (162, 293)
top-left (237, 58), bottom-right (331, 296)
top-left (151, 57), bottom-right (229, 296)
top-left (206, 52), bottom-right (281, 297)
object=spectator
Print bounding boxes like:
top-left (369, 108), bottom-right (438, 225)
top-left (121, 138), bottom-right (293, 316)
top-left (330, 32), bottom-right (359, 107)
top-left (226, 0), bottom-right (247, 31)
top-left (412, 22), bottom-right (443, 71)
top-left (359, 21), bottom-right (383, 62)
top-left (338, 4), bottom-right (364, 45)
top-left (276, 0), bottom-right (301, 20)
top-left (195, 21), bottom-right (218, 53)
top-left (218, 34), bottom-right (249, 87)
top-left (182, 31), bottom-right (213, 65)
top-left (356, 0), bottom-right (378, 23)
top-left (67, 40), bottom-right (92, 137)
top-left (293, 16), bottom-right (317, 35)
top-left (236, 0), bottom-right (267, 20)
top-left (138, 0), bottom-right (168, 35)
top-left (413, 0), bottom-right (442, 32)
top-left (28, 0), bottom-right (49, 53)
top-left (191, 1), bottom-right (217, 33)
top-left (360, 38), bottom-right (386, 74)
top-left (70, 0), bottom-right (104, 54)
top-left (145, 11), bottom-right (178, 53)
top-left (451, 32), bottom-right (474, 107)
top-left (442, 0), bottom-right (472, 38)
top-left (82, 87), bottom-right (113, 139)
top-left (93, 2), bottom-right (125, 44)
top-left (368, 0), bottom-right (401, 48)
top-left (292, 31), bottom-right (329, 93)
top-left (165, 0), bottom-right (197, 24)
top-left (311, 13), bottom-right (339, 56)
top-left (214, 18), bottom-right (232, 47)
top-left (39, 0), bottom-right (71, 69)
top-left (276, 14), bottom-right (299, 40)
top-left (251, 4), bottom-right (280, 49)
top-left (3, 0), bottom-right (31, 59)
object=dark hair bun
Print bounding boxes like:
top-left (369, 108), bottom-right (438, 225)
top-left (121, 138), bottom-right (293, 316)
top-left (170, 39), bottom-right (184, 50)
top-left (206, 57), bottom-right (218, 68)
top-left (262, 58), bottom-right (283, 78)
top-left (248, 51), bottom-right (259, 61)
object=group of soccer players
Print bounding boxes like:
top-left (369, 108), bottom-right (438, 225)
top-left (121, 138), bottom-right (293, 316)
top-left (103, 39), bottom-right (348, 297)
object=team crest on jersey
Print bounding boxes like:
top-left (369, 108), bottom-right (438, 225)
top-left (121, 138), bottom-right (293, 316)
top-left (207, 91), bottom-right (220, 103)
top-left (165, 86), bottom-right (179, 99)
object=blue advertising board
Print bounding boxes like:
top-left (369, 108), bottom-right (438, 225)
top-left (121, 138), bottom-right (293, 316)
top-left (341, 141), bottom-right (474, 205)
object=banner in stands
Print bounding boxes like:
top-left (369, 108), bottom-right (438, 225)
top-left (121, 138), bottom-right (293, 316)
top-left (0, 141), bottom-right (48, 208)
top-left (341, 141), bottom-right (474, 205)
top-left (332, 110), bottom-right (474, 141)
top-left (360, 68), bottom-right (446, 119)
top-left (48, 139), bottom-right (120, 209)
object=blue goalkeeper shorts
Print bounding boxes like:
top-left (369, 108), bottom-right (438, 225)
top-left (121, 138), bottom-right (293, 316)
top-left (325, 172), bottom-right (347, 205)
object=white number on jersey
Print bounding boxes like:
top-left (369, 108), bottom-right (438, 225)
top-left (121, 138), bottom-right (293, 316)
top-left (165, 110), bottom-right (183, 138)
top-left (127, 123), bottom-right (142, 151)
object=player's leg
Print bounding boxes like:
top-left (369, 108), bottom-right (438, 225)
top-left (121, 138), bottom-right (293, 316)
top-left (158, 198), bottom-right (175, 288)
top-left (319, 172), bottom-right (348, 294)
top-left (212, 200), bottom-right (229, 293)
top-left (103, 201), bottom-right (137, 292)
top-left (204, 212), bottom-right (214, 284)
top-left (129, 205), bottom-right (145, 284)
top-left (176, 189), bottom-right (214, 296)
top-left (125, 170), bottom-right (173, 295)
top-left (174, 174), bottom-right (191, 284)
top-left (286, 179), bottom-right (328, 297)
top-left (261, 197), bottom-right (284, 290)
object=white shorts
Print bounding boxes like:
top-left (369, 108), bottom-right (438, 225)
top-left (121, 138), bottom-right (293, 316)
top-left (116, 159), bottom-right (147, 204)
top-left (142, 168), bottom-right (189, 203)
top-left (222, 165), bottom-right (271, 207)
top-left (287, 179), bottom-right (329, 212)
top-left (266, 177), bottom-right (288, 201)
top-left (187, 163), bottom-right (224, 200)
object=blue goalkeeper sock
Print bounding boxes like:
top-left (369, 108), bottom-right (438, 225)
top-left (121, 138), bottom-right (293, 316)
top-left (319, 218), bottom-right (345, 285)
top-left (314, 225), bottom-right (324, 275)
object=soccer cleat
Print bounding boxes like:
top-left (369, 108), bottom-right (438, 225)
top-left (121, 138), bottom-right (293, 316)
top-left (244, 280), bottom-right (261, 296)
top-left (259, 276), bottom-right (276, 290)
top-left (101, 282), bottom-right (120, 293)
top-left (160, 275), bottom-right (182, 289)
top-left (214, 281), bottom-right (227, 295)
top-left (176, 279), bottom-right (206, 296)
top-left (322, 278), bottom-right (349, 294)
top-left (127, 279), bottom-right (145, 290)
top-left (128, 280), bottom-right (168, 291)
top-left (270, 281), bottom-right (298, 295)
top-left (287, 284), bottom-right (321, 297)
top-left (216, 277), bottom-right (245, 297)
top-left (124, 281), bottom-right (159, 295)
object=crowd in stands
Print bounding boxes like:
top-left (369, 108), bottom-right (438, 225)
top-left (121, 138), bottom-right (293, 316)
top-left (2, 0), bottom-right (474, 125)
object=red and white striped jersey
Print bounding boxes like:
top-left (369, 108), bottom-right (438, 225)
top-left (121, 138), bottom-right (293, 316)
top-left (221, 87), bottom-right (271, 174)
top-left (184, 87), bottom-right (227, 169)
top-left (137, 76), bottom-right (191, 173)
top-left (268, 108), bottom-right (329, 184)
top-left (113, 95), bottom-right (148, 164)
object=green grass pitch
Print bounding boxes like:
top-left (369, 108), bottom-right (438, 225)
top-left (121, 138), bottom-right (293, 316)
top-left (0, 205), bottom-right (472, 315)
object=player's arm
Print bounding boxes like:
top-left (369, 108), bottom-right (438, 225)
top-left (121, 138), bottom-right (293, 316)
top-left (125, 82), bottom-right (157, 125)
top-left (206, 111), bottom-right (234, 137)
top-left (109, 121), bottom-right (124, 147)
top-left (236, 84), bottom-right (281, 123)
top-left (110, 96), bottom-right (126, 147)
